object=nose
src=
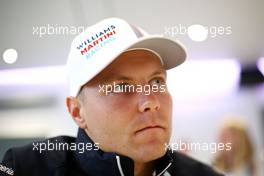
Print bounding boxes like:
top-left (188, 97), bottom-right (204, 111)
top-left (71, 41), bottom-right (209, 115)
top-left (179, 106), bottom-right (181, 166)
top-left (138, 92), bottom-right (160, 113)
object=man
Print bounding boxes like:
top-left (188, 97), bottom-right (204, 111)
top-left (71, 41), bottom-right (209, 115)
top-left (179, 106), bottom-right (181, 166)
top-left (1, 18), bottom-right (223, 176)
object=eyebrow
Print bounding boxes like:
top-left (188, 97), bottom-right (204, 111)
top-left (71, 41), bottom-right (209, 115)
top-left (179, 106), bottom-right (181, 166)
top-left (151, 69), bottom-right (167, 78)
top-left (102, 68), bottom-right (167, 84)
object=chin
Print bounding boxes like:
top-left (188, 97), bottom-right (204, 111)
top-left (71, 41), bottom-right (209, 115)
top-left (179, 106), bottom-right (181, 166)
top-left (128, 131), bottom-right (171, 162)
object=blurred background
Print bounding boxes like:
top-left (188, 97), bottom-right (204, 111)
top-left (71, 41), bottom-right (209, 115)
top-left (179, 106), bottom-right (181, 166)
top-left (0, 0), bottom-right (263, 175)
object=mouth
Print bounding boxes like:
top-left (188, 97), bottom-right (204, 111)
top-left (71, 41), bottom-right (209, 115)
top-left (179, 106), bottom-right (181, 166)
top-left (135, 125), bottom-right (165, 134)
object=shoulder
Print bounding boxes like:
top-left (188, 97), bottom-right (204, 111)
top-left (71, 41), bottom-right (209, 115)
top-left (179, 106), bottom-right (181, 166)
top-left (1, 136), bottom-right (76, 176)
top-left (170, 151), bottom-right (224, 176)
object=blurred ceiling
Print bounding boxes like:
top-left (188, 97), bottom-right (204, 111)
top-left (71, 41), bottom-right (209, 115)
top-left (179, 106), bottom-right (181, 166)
top-left (0, 0), bottom-right (263, 70)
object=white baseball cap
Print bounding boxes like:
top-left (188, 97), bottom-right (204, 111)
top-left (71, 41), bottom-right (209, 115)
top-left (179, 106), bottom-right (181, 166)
top-left (67, 18), bottom-right (187, 96)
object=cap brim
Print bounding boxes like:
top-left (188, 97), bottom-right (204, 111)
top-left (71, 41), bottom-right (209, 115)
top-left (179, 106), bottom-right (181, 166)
top-left (126, 36), bottom-right (187, 70)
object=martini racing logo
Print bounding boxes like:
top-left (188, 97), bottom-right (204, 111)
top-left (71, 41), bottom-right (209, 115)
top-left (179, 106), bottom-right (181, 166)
top-left (76, 25), bottom-right (117, 60)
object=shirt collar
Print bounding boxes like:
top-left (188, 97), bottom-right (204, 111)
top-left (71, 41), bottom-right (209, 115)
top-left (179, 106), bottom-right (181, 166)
top-left (73, 128), bottom-right (174, 176)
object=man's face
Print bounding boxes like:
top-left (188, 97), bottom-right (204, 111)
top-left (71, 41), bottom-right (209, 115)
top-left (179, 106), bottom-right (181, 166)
top-left (77, 49), bottom-right (173, 162)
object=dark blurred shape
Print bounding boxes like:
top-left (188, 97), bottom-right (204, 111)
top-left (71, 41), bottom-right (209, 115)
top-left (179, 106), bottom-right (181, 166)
top-left (0, 138), bottom-right (44, 161)
top-left (240, 65), bottom-right (264, 86)
top-left (0, 95), bottom-right (56, 110)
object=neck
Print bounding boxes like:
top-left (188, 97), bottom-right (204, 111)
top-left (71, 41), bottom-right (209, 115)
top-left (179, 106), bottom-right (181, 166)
top-left (134, 161), bottom-right (154, 176)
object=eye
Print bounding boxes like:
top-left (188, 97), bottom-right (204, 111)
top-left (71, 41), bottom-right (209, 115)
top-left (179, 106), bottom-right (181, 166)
top-left (114, 83), bottom-right (131, 93)
top-left (150, 77), bottom-right (165, 86)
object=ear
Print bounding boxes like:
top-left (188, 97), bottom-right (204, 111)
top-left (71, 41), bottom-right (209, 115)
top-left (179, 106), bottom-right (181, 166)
top-left (66, 96), bottom-right (87, 129)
